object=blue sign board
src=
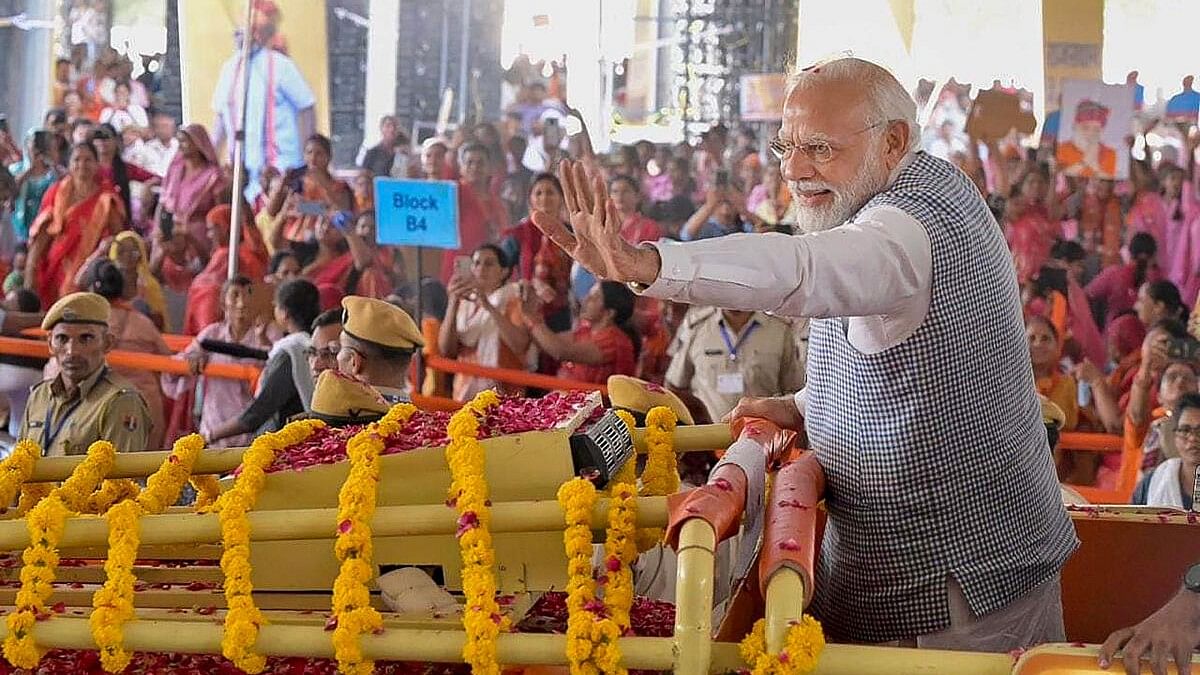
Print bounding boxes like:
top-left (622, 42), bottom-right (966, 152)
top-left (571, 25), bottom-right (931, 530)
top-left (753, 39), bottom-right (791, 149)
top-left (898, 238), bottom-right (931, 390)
top-left (374, 178), bottom-right (460, 249)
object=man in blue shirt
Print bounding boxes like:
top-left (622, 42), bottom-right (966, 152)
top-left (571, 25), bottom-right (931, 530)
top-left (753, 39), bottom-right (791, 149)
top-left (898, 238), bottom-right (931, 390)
top-left (211, 1), bottom-right (315, 197)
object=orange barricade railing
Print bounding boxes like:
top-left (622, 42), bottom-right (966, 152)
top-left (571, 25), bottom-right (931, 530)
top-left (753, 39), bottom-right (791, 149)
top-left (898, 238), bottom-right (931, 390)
top-left (0, 336), bottom-right (262, 388)
top-left (423, 354), bottom-right (609, 395)
top-left (1057, 432), bottom-right (1122, 453)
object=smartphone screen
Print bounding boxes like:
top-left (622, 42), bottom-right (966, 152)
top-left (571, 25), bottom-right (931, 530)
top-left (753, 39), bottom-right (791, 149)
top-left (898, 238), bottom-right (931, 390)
top-left (454, 255), bottom-right (472, 279)
top-left (297, 200), bottom-right (326, 217)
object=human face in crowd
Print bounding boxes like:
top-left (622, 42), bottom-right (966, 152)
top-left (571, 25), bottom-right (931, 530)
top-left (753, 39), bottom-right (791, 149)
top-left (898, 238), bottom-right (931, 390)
top-left (308, 322), bottom-right (342, 376)
top-left (114, 82), bottom-right (131, 107)
top-left (304, 139), bottom-right (331, 172)
top-left (68, 145), bottom-right (98, 185)
top-left (471, 247), bottom-right (507, 293)
top-left (63, 92), bottom-right (83, 118)
top-left (355, 213), bottom-right (377, 243)
top-left (1093, 178), bottom-right (1115, 201)
top-left (422, 144), bottom-right (447, 179)
top-left (274, 255), bottom-right (301, 282)
top-left (315, 216), bottom-right (344, 248)
top-left (354, 169), bottom-right (373, 201)
top-left (380, 116), bottom-right (397, 145)
top-left (152, 114), bottom-right (175, 143)
top-left (114, 237), bottom-right (141, 271)
top-left (580, 284), bottom-right (609, 324)
top-left (609, 179), bottom-right (639, 216)
top-left (778, 80), bottom-right (908, 234)
top-left (1025, 319), bottom-right (1059, 370)
top-left (91, 129), bottom-right (116, 162)
top-left (1160, 362), bottom-right (1199, 410)
top-left (529, 179), bottom-right (563, 217)
top-left (176, 130), bottom-right (200, 162)
top-left (1020, 171), bottom-right (1047, 204)
top-left (1134, 284), bottom-right (1167, 327)
top-left (223, 283), bottom-right (251, 328)
top-left (1174, 406), bottom-right (1200, 466)
top-left (72, 122), bottom-right (93, 145)
top-left (49, 322), bottom-right (111, 386)
top-left (44, 113), bottom-right (66, 137)
top-left (260, 165), bottom-right (281, 195)
top-left (460, 149), bottom-right (489, 187)
top-left (1162, 167), bottom-right (1184, 200)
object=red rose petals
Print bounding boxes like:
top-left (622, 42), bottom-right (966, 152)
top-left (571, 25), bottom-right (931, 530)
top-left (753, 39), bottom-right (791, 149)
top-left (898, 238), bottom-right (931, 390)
top-left (337, 519), bottom-right (353, 534)
top-left (455, 511), bottom-right (480, 538)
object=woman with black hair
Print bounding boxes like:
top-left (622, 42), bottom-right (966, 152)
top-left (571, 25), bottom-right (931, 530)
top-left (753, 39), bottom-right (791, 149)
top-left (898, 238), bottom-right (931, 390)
top-left (204, 278), bottom-right (322, 443)
top-left (439, 243), bottom-right (531, 399)
top-left (521, 280), bottom-right (637, 384)
top-left (1135, 279), bottom-right (1189, 329)
top-left (89, 123), bottom-right (156, 227)
top-left (1086, 232), bottom-right (1163, 326)
top-left (267, 133), bottom-right (352, 266)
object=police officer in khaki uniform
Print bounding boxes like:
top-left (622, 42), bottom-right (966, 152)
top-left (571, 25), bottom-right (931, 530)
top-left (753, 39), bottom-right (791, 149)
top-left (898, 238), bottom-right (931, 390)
top-left (337, 296), bottom-right (424, 403)
top-left (665, 307), bottom-right (806, 423)
top-left (21, 292), bottom-right (152, 456)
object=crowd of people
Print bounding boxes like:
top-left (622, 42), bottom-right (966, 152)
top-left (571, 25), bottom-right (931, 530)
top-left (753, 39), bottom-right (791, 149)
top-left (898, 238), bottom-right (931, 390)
top-left (10, 43), bottom-right (1200, 517)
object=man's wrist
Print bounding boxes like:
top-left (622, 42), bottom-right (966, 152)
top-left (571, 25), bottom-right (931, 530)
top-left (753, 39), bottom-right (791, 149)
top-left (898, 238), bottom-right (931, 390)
top-left (627, 245), bottom-right (662, 290)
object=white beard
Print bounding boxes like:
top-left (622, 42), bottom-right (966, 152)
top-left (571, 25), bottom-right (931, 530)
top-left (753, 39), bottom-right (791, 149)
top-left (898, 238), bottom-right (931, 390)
top-left (790, 143), bottom-right (891, 234)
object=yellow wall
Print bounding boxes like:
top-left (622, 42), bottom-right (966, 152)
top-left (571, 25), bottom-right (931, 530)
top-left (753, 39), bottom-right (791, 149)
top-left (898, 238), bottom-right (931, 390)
top-left (1042, 0), bottom-right (1104, 112)
top-left (177, 0), bottom-right (330, 134)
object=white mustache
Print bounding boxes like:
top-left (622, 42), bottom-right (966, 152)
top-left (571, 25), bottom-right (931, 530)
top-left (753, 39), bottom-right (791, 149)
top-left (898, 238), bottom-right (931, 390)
top-left (788, 181), bottom-right (838, 194)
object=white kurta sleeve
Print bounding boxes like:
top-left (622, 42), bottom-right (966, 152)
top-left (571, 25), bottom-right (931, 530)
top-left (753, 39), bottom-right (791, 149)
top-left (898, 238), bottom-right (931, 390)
top-left (642, 205), bottom-right (933, 320)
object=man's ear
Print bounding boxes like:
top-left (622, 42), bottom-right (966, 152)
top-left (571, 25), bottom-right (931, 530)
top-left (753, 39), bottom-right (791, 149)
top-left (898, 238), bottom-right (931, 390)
top-left (102, 330), bottom-right (115, 353)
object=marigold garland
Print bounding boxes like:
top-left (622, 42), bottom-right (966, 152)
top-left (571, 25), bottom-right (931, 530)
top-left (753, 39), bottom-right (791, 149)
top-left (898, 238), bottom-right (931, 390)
top-left (190, 474), bottom-right (222, 511)
top-left (557, 478), bottom-right (626, 675)
top-left (3, 440), bottom-right (114, 669)
top-left (602, 482), bottom-right (638, 634)
top-left (636, 407), bottom-right (678, 551)
top-left (445, 389), bottom-right (509, 675)
top-left (217, 419), bottom-right (325, 674)
top-left (738, 617), bottom-right (825, 675)
top-left (16, 482), bottom-right (53, 516)
top-left (82, 480), bottom-right (141, 515)
top-left (332, 402), bottom-right (417, 675)
top-left (88, 434), bottom-right (207, 673)
top-left (0, 439), bottom-right (40, 511)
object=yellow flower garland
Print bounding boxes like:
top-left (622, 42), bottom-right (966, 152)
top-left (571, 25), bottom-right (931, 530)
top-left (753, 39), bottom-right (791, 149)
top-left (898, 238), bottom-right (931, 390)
top-left (636, 407), bottom-right (678, 552)
top-left (3, 440), bottom-right (115, 669)
top-left (82, 479), bottom-right (141, 514)
top-left (190, 474), bottom-right (222, 511)
top-left (16, 482), bottom-right (53, 516)
top-left (332, 402), bottom-right (417, 675)
top-left (0, 439), bottom-right (40, 511)
top-left (445, 389), bottom-right (509, 675)
top-left (602, 482), bottom-right (638, 634)
top-left (89, 434), bottom-right (207, 673)
top-left (217, 418), bottom-right (325, 674)
top-left (557, 478), bottom-right (629, 675)
top-left (738, 617), bottom-right (825, 675)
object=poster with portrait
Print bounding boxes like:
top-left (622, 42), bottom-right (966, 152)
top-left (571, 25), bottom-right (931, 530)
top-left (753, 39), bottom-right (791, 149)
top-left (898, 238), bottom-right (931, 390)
top-left (178, 0), bottom-right (330, 190)
top-left (1055, 80), bottom-right (1135, 181)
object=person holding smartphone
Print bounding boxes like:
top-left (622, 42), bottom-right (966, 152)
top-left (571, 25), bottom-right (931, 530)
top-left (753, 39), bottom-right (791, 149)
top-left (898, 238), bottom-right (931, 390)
top-left (438, 244), bottom-right (531, 400)
top-left (267, 134), bottom-right (352, 267)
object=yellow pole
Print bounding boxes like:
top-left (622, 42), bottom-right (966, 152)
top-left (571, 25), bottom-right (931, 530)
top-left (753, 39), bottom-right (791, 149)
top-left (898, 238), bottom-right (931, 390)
top-left (0, 614), bottom-right (1015, 673)
top-left (0, 497), bottom-right (671, 551)
top-left (763, 568), bottom-right (806, 654)
top-left (631, 424), bottom-right (732, 453)
top-left (673, 518), bottom-right (716, 675)
top-left (29, 447), bottom-right (246, 482)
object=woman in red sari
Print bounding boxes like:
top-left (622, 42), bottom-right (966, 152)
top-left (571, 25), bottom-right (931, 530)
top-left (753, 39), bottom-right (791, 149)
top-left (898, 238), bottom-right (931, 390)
top-left (1004, 170), bottom-right (1058, 285)
top-left (182, 204), bottom-right (270, 335)
top-left (25, 142), bottom-right (125, 305)
top-left (303, 211), bottom-right (392, 310)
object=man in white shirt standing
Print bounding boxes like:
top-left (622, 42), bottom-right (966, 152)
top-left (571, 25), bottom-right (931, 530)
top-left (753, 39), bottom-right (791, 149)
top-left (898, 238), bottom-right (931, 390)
top-left (143, 112), bottom-right (179, 178)
top-left (532, 57), bottom-right (1077, 654)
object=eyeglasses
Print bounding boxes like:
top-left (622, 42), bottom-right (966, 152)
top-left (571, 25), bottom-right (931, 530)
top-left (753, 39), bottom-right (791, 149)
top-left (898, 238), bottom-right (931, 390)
top-left (1176, 425), bottom-right (1200, 438)
top-left (304, 347), bottom-right (340, 361)
top-left (769, 121), bottom-right (887, 164)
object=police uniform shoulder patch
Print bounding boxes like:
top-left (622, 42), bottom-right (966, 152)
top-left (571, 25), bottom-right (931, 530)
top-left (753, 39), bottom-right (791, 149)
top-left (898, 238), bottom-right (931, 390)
top-left (686, 308), bottom-right (718, 329)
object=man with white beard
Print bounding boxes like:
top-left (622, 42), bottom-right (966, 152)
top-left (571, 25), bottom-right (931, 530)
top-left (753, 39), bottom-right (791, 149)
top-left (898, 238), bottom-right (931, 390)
top-left (531, 57), bottom-right (1076, 653)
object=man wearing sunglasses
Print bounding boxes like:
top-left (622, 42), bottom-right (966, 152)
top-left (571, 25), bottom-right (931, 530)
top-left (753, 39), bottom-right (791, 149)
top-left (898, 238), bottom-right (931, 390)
top-left (532, 57), bottom-right (1075, 654)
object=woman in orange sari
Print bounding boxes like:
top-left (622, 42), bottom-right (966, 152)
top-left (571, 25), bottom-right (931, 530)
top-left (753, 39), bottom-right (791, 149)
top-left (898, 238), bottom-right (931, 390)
top-left (268, 134), bottom-right (353, 265)
top-left (25, 141), bottom-right (125, 306)
top-left (303, 211), bottom-right (392, 310)
top-left (182, 204), bottom-right (270, 335)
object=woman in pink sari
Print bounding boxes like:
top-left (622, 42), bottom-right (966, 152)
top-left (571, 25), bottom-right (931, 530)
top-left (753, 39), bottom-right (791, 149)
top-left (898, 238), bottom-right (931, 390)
top-left (1004, 170), bottom-right (1058, 285)
top-left (25, 142), bottom-right (125, 306)
top-left (159, 124), bottom-right (226, 257)
top-left (1161, 164), bottom-right (1200, 304)
top-left (303, 211), bottom-right (392, 310)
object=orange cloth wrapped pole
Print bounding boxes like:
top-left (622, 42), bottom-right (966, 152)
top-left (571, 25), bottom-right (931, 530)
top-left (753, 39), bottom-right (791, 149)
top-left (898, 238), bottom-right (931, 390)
top-left (757, 452), bottom-right (825, 608)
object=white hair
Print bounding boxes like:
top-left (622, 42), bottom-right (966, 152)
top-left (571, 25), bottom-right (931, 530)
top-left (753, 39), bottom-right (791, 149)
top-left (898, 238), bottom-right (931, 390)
top-left (788, 57), bottom-right (921, 153)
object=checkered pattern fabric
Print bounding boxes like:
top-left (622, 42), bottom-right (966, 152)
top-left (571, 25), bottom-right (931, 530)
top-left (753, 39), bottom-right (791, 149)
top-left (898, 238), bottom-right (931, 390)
top-left (805, 152), bottom-right (1078, 643)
